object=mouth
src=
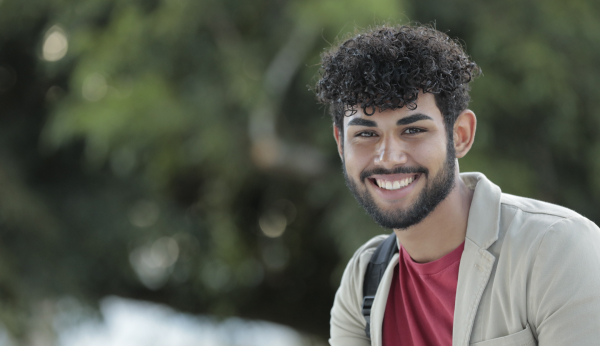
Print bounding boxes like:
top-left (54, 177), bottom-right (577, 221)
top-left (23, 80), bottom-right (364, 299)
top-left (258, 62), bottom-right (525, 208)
top-left (368, 173), bottom-right (420, 191)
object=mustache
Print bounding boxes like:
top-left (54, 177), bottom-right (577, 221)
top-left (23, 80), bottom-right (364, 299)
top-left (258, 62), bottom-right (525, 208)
top-left (360, 166), bottom-right (428, 182)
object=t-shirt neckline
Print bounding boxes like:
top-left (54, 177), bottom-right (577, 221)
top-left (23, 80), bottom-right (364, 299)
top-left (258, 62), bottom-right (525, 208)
top-left (400, 241), bottom-right (465, 276)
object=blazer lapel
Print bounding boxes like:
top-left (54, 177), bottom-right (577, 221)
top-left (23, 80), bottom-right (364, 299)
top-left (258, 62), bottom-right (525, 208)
top-left (452, 240), bottom-right (495, 346)
top-left (453, 173), bottom-right (502, 346)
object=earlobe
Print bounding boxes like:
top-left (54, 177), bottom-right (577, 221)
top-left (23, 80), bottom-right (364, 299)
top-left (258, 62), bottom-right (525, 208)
top-left (333, 124), bottom-right (344, 160)
top-left (453, 110), bottom-right (477, 159)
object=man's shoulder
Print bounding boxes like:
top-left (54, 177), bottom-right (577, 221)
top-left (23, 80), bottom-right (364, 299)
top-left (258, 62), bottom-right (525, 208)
top-left (500, 192), bottom-right (583, 220)
top-left (338, 234), bottom-right (393, 286)
top-left (465, 172), bottom-right (597, 235)
top-left (333, 234), bottom-right (391, 306)
top-left (350, 234), bottom-right (390, 265)
top-left (497, 192), bottom-right (600, 249)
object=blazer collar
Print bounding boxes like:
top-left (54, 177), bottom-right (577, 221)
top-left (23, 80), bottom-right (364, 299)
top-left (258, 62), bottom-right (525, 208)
top-left (461, 172), bottom-right (502, 250)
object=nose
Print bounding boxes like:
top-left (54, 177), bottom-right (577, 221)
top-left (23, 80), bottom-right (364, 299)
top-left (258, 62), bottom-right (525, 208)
top-left (374, 135), bottom-right (408, 167)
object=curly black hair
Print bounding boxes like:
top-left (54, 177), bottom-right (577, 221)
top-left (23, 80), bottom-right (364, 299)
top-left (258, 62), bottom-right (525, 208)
top-left (315, 24), bottom-right (481, 133)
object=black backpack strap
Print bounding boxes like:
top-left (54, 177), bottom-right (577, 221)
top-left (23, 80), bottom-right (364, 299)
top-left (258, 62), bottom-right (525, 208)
top-left (362, 233), bottom-right (399, 339)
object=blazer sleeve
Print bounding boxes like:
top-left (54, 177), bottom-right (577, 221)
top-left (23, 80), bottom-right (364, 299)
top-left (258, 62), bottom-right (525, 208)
top-left (528, 216), bottom-right (600, 345)
top-left (329, 237), bottom-right (384, 346)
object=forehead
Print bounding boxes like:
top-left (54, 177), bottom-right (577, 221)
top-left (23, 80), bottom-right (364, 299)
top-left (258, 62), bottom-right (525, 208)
top-left (343, 92), bottom-right (443, 126)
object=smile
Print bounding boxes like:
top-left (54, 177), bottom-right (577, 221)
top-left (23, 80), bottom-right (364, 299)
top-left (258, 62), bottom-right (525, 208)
top-left (375, 176), bottom-right (417, 190)
top-left (367, 172), bottom-right (421, 192)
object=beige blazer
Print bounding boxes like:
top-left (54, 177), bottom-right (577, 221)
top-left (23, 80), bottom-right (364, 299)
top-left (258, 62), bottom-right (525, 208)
top-left (330, 172), bottom-right (600, 346)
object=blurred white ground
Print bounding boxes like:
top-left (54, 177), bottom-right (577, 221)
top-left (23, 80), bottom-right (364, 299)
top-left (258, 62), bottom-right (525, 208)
top-left (1, 296), bottom-right (326, 346)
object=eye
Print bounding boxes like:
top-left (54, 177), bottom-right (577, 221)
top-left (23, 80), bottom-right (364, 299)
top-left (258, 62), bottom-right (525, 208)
top-left (356, 131), bottom-right (377, 138)
top-left (403, 127), bottom-right (426, 135)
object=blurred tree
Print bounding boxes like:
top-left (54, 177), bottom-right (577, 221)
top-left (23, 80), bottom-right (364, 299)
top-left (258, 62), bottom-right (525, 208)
top-left (0, 0), bottom-right (599, 343)
top-left (0, 0), bottom-right (404, 342)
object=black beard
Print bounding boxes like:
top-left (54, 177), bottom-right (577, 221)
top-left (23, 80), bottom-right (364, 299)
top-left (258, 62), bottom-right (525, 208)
top-left (343, 142), bottom-right (456, 230)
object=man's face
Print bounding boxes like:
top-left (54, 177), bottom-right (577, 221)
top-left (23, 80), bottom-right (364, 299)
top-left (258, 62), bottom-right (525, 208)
top-left (336, 93), bottom-right (456, 230)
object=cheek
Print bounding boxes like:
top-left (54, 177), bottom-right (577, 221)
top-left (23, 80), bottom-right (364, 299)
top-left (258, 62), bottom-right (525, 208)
top-left (395, 130), bottom-right (443, 159)
top-left (413, 138), bottom-right (448, 168)
top-left (343, 142), bottom-right (373, 171)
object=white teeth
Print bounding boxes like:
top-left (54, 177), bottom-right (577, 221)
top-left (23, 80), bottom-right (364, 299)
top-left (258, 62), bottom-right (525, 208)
top-left (378, 176), bottom-right (417, 190)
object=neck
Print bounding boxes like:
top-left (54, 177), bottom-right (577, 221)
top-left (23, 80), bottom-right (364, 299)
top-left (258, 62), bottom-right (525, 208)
top-left (394, 171), bottom-right (473, 263)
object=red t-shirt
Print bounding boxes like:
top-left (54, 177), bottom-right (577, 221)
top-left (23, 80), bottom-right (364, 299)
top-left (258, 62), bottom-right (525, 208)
top-left (382, 242), bottom-right (465, 346)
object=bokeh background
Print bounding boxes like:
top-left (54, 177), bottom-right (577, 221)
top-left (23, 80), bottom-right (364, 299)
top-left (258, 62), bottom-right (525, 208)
top-left (1, 0), bottom-right (600, 344)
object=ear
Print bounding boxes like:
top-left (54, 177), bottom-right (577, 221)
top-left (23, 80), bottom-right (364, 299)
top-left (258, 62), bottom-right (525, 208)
top-left (333, 123), bottom-right (344, 160)
top-left (453, 110), bottom-right (477, 159)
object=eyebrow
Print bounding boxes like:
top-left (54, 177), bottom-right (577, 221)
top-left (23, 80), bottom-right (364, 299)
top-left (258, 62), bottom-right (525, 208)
top-left (347, 118), bottom-right (377, 127)
top-left (347, 113), bottom-right (434, 128)
top-left (397, 113), bottom-right (433, 125)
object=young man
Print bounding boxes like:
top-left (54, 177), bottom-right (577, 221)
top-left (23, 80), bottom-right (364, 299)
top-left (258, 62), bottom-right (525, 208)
top-left (315, 25), bottom-right (600, 346)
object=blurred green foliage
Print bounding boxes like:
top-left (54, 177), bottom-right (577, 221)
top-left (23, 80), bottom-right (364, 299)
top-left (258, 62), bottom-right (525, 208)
top-left (0, 0), bottom-right (599, 343)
